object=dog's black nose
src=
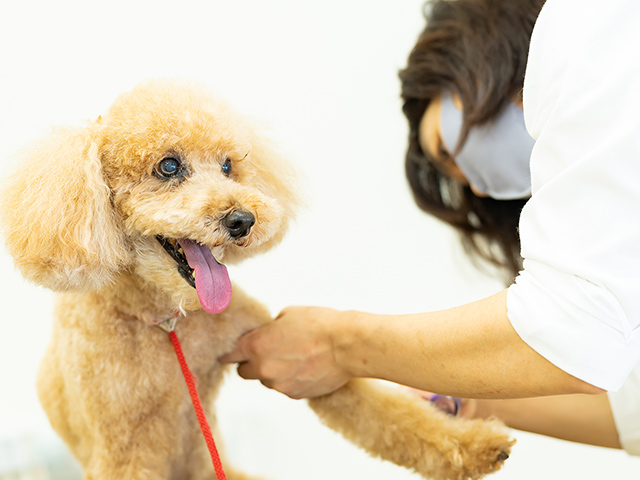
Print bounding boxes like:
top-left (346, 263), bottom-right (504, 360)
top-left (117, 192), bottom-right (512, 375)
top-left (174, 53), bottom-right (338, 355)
top-left (223, 210), bottom-right (255, 238)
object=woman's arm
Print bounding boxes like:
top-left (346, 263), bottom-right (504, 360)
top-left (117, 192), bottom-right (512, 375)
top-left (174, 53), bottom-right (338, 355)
top-left (220, 289), bottom-right (603, 399)
top-left (472, 394), bottom-right (621, 449)
top-left (408, 388), bottom-right (620, 448)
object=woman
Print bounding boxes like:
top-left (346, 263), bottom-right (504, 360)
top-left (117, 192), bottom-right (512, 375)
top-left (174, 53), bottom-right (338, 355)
top-left (400, 0), bottom-right (629, 451)
top-left (220, 0), bottom-right (640, 456)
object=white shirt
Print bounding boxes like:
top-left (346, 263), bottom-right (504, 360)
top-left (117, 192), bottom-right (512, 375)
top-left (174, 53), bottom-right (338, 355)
top-left (609, 362), bottom-right (640, 455)
top-left (507, 0), bottom-right (640, 392)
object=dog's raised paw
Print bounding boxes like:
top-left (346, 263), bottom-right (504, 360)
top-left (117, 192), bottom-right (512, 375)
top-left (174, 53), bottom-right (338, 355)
top-left (308, 379), bottom-right (515, 480)
top-left (439, 420), bottom-right (515, 480)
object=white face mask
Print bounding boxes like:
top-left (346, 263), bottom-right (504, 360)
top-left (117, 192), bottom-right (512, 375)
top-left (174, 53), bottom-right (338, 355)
top-left (440, 93), bottom-right (535, 200)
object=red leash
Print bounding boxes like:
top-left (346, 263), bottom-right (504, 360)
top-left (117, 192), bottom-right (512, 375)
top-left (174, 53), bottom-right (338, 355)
top-left (163, 321), bottom-right (227, 480)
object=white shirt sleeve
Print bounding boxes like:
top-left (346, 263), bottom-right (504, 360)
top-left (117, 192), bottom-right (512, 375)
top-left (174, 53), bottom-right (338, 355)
top-left (609, 361), bottom-right (640, 456)
top-left (507, 0), bottom-right (640, 391)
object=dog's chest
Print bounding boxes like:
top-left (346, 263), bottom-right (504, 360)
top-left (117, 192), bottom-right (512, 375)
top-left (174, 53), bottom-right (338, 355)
top-left (57, 297), bottom-right (228, 392)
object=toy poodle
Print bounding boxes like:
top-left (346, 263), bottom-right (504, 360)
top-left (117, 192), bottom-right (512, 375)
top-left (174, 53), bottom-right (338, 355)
top-left (0, 79), bottom-right (514, 480)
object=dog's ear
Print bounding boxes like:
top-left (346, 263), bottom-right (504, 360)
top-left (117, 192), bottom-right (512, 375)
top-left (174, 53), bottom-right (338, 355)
top-left (0, 125), bottom-right (130, 292)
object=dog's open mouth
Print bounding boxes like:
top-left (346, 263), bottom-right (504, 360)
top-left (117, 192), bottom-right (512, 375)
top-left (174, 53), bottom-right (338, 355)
top-left (157, 236), bottom-right (232, 314)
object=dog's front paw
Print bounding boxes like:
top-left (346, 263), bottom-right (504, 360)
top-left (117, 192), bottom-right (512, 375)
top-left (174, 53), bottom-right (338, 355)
top-left (433, 415), bottom-right (513, 480)
top-left (308, 379), bottom-right (514, 480)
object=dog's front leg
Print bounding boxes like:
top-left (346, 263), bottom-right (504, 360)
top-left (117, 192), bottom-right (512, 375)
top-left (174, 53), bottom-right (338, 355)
top-left (216, 284), bottom-right (275, 351)
top-left (308, 378), bottom-right (514, 480)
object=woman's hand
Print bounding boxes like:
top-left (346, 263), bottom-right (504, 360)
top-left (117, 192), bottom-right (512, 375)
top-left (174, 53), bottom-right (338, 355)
top-left (219, 306), bottom-right (355, 399)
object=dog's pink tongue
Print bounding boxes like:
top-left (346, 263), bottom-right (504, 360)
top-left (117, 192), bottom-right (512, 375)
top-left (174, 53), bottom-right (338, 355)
top-left (178, 239), bottom-right (232, 314)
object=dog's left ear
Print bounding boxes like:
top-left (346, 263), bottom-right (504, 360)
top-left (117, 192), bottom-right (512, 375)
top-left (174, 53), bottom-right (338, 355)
top-left (0, 125), bottom-right (130, 292)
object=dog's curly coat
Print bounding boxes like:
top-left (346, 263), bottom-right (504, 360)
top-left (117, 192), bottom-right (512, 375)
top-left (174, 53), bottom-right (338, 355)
top-left (0, 79), bottom-right (514, 480)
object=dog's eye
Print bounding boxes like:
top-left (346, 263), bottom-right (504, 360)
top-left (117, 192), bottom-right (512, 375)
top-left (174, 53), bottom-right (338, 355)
top-left (156, 157), bottom-right (183, 179)
top-left (222, 158), bottom-right (232, 176)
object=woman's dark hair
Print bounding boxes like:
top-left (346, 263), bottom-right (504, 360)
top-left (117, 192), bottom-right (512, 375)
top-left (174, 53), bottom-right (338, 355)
top-left (400, 0), bottom-right (545, 280)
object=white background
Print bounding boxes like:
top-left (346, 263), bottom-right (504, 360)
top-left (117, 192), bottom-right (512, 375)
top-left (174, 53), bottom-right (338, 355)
top-left (0, 0), bottom-right (639, 478)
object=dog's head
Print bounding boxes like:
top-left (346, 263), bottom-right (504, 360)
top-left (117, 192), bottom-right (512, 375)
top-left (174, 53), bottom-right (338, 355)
top-left (0, 79), bottom-right (297, 314)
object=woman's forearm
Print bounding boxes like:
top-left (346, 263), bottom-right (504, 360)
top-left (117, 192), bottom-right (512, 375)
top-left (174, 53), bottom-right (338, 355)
top-left (335, 289), bottom-right (604, 399)
top-left (220, 289), bottom-right (603, 399)
top-left (474, 394), bottom-right (621, 449)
